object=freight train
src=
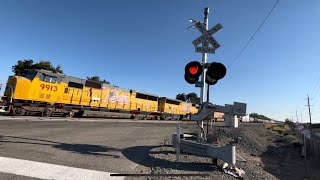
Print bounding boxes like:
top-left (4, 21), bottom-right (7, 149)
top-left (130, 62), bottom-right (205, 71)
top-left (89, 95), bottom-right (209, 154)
top-left (1, 69), bottom-right (198, 119)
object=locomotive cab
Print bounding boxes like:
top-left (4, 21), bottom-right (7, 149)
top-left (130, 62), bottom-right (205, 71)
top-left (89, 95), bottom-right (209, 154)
top-left (4, 69), bottom-right (64, 103)
top-left (3, 69), bottom-right (37, 103)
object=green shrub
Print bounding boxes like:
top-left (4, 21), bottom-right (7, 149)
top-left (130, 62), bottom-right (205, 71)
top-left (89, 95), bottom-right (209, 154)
top-left (280, 134), bottom-right (297, 143)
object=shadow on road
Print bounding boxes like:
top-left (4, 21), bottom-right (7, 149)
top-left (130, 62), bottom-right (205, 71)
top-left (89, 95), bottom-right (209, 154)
top-left (0, 135), bottom-right (120, 158)
top-left (0, 135), bottom-right (3, 146)
top-left (122, 145), bottom-right (216, 172)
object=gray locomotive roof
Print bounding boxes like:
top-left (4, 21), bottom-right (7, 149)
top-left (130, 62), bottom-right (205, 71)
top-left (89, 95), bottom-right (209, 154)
top-left (34, 70), bottom-right (163, 97)
top-left (159, 97), bottom-right (183, 102)
top-left (133, 90), bottom-right (159, 97)
top-left (37, 69), bottom-right (66, 78)
top-left (62, 76), bottom-right (86, 84)
top-left (102, 83), bottom-right (111, 88)
top-left (109, 86), bottom-right (130, 92)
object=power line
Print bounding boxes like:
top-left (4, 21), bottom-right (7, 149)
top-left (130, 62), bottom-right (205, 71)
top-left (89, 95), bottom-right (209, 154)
top-left (311, 83), bottom-right (320, 100)
top-left (309, 78), bottom-right (320, 107)
top-left (313, 95), bottom-right (320, 106)
top-left (227, 0), bottom-right (280, 69)
top-left (310, 77), bottom-right (320, 98)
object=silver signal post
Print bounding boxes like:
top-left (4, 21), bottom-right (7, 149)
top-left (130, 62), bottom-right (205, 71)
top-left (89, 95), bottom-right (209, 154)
top-left (200, 8), bottom-right (209, 135)
top-left (188, 7), bottom-right (223, 140)
top-left (200, 7), bottom-right (209, 106)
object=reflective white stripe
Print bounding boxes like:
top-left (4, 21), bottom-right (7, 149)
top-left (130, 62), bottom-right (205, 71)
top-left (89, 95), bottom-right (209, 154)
top-left (299, 127), bottom-right (305, 132)
top-left (297, 125), bottom-right (305, 132)
top-left (296, 124), bottom-right (311, 138)
top-left (0, 156), bottom-right (123, 180)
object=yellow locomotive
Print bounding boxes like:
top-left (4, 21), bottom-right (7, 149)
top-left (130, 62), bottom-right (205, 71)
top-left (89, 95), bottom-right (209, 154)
top-left (3, 69), bottom-right (198, 118)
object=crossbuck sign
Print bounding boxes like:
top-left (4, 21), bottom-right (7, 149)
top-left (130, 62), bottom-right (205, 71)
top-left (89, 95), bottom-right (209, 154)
top-left (192, 21), bottom-right (223, 54)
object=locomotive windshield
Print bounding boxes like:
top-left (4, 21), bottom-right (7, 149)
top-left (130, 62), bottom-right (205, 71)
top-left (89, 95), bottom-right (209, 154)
top-left (39, 73), bottom-right (59, 84)
top-left (25, 70), bottom-right (37, 80)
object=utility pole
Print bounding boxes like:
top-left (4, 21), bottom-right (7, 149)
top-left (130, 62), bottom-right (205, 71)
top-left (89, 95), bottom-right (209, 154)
top-left (306, 94), bottom-right (313, 132)
top-left (301, 113), bottom-right (302, 123)
top-left (296, 110), bottom-right (299, 123)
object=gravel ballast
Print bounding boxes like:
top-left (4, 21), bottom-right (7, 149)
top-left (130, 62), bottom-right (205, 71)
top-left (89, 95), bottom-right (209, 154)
top-left (130, 122), bottom-right (320, 180)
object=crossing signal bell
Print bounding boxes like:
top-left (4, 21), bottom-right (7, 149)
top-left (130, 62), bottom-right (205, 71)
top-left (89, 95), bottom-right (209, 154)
top-left (184, 61), bottom-right (226, 85)
top-left (184, 61), bottom-right (203, 84)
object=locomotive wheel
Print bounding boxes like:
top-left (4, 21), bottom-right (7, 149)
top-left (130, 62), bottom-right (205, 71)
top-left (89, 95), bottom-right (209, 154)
top-left (165, 116), bottom-right (172, 120)
top-left (37, 112), bottom-right (44, 117)
top-left (75, 111), bottom-right (84, 117)
top-left (43, 109), bottom-right (52, 117)
top-left (17, 109), bottom-right (26, 116)
top-left (64, 111), bottom-right (74, 118)
top-left (10, 108), bottom-right (25, 116)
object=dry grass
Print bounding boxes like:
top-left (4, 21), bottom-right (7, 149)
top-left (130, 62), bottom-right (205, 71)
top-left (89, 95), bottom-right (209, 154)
top-left (264, 123), bottom-right (291, 134)
top-left (265, 123), bottom-right (276, 129)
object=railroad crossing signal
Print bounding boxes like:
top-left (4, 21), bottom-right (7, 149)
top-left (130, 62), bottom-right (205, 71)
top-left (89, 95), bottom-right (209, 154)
top-left (192, 21), bottom-right (223, 54)
top-left (186, 7), bottom-right (224, 104)
top-left (184, 61), bottom-right (226, 85)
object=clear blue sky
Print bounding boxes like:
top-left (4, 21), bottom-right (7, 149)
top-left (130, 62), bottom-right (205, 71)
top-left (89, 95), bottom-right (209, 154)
top-left (0, 0), bottom-right (320, 122)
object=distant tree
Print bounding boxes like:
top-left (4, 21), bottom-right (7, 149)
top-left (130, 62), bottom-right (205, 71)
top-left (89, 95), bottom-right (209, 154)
top-left (176, 93), bottom-right (187, 102)
top-left (32, 61), bottom-right (63, 74)
top-left (12, 60), bottom-right (34, 76)
top-left (12, 59), bottom-right (63, 76)
top-left (87, 76), bottom-right (110, 84)
top-left (186, 92), bottom-right (200, 104)
top-left (176, 92), bottom-right (200, 104)
top-left (250, 113), bottom-right (271, 120)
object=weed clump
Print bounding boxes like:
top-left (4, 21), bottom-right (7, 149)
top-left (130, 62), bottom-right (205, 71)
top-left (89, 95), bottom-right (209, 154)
top-left (265, 124), bottom-right (291, 134)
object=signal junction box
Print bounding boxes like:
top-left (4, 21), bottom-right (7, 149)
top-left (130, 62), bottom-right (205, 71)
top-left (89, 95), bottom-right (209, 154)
top-left (190, 102), bottom-right (247, 121)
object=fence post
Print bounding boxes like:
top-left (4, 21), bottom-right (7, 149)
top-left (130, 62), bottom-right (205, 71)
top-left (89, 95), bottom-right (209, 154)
top-left (302, 134), bottom-right (307, 157)
top-left (176, 124), bottom-right (180, 162)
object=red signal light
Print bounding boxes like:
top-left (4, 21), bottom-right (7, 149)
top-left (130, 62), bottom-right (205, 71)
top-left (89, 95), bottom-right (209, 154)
top-left (189, 66), bottom-right (198, 75)
top-left (184, 61), bottom-right (203, 84)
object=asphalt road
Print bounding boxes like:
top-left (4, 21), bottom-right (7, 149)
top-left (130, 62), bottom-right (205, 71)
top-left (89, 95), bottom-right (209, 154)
top-left (0, 116), bottom-right (179, 180)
